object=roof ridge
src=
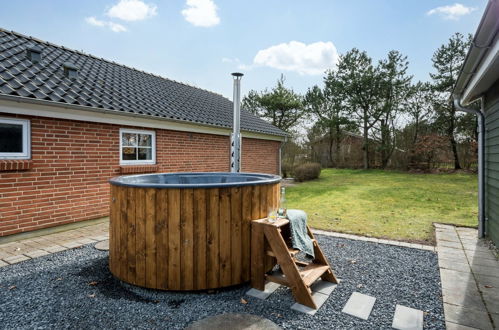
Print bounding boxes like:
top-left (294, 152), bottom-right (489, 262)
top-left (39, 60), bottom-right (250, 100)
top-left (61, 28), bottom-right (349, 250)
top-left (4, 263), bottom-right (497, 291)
top-left (0, 27), bottom-right (229, 100)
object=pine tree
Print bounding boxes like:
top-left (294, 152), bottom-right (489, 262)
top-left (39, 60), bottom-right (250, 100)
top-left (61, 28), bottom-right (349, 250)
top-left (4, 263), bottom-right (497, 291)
top-left (430, 32), bottom-right (472, 169)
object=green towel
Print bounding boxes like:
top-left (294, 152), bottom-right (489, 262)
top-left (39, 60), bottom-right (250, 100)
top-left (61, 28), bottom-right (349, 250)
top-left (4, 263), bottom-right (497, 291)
top-left (286, 209), bottom-right (315, 258)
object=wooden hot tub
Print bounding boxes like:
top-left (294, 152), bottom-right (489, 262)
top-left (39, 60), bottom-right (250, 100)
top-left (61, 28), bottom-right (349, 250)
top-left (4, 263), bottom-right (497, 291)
top-left (108, 172), bottom-right (280, 290)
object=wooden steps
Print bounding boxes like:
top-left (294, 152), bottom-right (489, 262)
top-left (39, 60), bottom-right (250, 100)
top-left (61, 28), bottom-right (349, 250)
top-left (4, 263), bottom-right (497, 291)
top-left (251, 217), bottom-right (338, 309)
top-left (266, 247), bottom-right (299, 258)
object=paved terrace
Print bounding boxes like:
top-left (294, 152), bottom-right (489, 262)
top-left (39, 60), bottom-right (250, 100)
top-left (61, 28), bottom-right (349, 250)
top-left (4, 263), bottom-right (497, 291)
top-left (435, 224), bottom-right (499, 329)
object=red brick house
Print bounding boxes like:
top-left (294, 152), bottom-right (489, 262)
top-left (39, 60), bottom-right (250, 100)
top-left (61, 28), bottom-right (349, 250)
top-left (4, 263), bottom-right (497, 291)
top-left (0, 29), bottom-right (286, 237)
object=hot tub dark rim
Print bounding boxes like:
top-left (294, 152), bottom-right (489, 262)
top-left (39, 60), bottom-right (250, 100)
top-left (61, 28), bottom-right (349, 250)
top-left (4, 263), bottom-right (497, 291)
top-left (109, 172), bottom-right (282, 189)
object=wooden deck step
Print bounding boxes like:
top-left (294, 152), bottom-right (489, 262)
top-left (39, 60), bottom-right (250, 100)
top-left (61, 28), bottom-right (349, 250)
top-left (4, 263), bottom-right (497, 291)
top-left (265, 264), bottom-right (330, 288)
top-left (266, 247), bottom-right (299, 258)
top-left (299, 264), bottom-right (330, 287)
top-left (266, 270), bottom-right (289, 287)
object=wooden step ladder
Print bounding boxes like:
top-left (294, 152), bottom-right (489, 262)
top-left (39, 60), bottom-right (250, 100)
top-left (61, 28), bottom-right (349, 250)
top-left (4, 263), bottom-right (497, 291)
top-left (251, 217), bottom-right (338, 309)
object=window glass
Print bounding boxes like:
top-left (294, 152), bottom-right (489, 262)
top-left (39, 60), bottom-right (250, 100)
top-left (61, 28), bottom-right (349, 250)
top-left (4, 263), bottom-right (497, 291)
top-left (0, 123), bottom-right (23, 153)
top-left (120, 129), bottom-right (155, 164)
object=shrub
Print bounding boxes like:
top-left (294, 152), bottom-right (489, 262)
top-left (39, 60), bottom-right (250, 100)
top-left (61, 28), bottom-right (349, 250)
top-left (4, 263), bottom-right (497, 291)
top-left (294, 162), bottom-right (321, 182)
top-left (281, 161), bottom-right (294, 178)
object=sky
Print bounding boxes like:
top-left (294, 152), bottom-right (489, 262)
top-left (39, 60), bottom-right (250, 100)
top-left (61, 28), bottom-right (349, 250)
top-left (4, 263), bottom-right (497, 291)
top-left (0, 0), bottom-right (488, 99)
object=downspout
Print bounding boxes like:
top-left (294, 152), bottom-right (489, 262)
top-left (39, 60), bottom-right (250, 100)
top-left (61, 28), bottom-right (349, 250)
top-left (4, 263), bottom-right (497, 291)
top-left (454, 97), bottom-right (486, 238)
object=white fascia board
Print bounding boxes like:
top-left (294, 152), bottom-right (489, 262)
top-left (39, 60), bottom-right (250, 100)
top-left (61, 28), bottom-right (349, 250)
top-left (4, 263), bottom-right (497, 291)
top-left (0, 99), bottom-right (285, 142)
top-left (462, 38), bottom-right (499, 105)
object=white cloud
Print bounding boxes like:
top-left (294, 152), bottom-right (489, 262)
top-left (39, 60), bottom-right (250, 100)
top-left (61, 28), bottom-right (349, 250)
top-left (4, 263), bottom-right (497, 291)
top-left (85, 17), bottom-right (127, 32)
top-left (107, 0), bottom-right (157, 21)
top-left (252, 41), bottom-right (339, 75)
top-left (427, 3), bottom-right (475, 20)
top-left (182, 0), bottom-right (220, 27)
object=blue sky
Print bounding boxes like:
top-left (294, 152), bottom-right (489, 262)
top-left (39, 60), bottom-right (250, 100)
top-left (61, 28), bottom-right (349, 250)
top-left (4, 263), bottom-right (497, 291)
top-left (0, 0), bottom-right (487, 99)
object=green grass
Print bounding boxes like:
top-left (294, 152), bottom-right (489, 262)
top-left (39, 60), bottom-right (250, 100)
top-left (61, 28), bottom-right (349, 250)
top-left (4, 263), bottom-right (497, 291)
top-left (286, 169), bottom-right (477, 243)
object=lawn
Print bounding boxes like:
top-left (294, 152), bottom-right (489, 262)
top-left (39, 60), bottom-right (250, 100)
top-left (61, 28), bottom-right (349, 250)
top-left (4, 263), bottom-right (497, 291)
top-left (286, 169), bottom-right (477, 244)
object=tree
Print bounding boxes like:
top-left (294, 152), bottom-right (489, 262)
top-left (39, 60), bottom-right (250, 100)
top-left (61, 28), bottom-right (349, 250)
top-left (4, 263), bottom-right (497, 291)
top-left (405, 81), bottom-right (435, 144)
top-left (304, 70), bottom-right (356, 167)
top-left (336, 49), bottom-right (384, 169)
top-left (430, 32), bottom-right (472, 169)
top-left (376, 50), bottom-right (412, 168)
top-left (242, 75), bottom-right (304, 133)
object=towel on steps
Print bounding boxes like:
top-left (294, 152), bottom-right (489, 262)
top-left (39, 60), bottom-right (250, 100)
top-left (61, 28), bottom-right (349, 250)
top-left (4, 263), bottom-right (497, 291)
top-left (286, 209), bottom-right (315, 258)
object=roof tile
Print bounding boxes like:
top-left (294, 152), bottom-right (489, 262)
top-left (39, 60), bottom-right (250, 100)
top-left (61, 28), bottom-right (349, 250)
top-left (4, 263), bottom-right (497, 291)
top-left (0, 29), bottom-right (285, 137)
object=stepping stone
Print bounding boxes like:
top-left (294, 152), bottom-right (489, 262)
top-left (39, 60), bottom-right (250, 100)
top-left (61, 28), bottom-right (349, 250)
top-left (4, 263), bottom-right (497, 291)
top-left (246, 282), bottom-right (280, 300)
top-left (290, 291), bottom-right (330, 315)
top-left (392, 305), bottom-right (423, 330)
top-left (341, 292), bottom-right (376, 320)
top-left (311, 279), bottom-right (337, 295)
top-left (185, 313), bottom-right (281, 330)
top-left (94, 240), bottom-right (109, 251)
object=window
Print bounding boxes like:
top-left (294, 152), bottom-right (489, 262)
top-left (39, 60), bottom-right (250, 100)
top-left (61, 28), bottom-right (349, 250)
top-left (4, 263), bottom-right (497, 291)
top-left (0, 118), bottom-right (30, 159)
top-left (119, 128), bottom-right (156, 165)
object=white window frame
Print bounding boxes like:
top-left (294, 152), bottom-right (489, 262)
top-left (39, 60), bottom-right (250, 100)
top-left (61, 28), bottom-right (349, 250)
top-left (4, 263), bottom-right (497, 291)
top-left (0, 117), bottom-right (31, 159)
top-left (119, 128), bottom-right (156, 165)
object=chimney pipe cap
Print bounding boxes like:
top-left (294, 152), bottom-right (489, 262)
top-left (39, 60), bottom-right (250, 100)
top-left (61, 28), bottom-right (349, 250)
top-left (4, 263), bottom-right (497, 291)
top-left (231, 72), bottom-right (244, 77)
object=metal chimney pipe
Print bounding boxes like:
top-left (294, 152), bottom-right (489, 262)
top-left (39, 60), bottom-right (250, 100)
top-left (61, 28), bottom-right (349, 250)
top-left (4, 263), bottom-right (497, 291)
top-left (231, 72), bottom-right (243, 172)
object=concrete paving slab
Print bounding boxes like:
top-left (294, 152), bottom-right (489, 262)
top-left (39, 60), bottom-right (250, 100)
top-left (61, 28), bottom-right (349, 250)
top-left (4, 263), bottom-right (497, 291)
top-left (445, 321), bottom-right (480, 330)
top-left (311, 280), bottom-right (337, 295)
top-left (443, 303), bottom-right (493, 330)
top-left (438, 258), bottom-right (470, 272)
top-left (475, 274), bottom-right (499, 288)
top-left (61, 241), bottom-right (83, 249)
top-left (391, 305), bottom-right (423, 330)
top-left (290, 291), bottom-right (329, 315)
top-left (3, 254), bottom-right (30, 264)
top-left (0, 260), bottom-right (8, 267)
top-left (464, 250), bottom-right (497, 261)
top-left (43, 245), bottom-right (68, 253)
top-left (467, 257), bottom-right (499, 268)
top-left (185, 313), bottom-right (282, 330)
top-left (442, 288), bottom-right (486, 311)
top-left (76, 238), bottom-right (97, 244)
top-left (436, 233), bottom-right (460, 240)
top-left (491, 314), bottom-right (499, 330)
top-left (246, 282), bottom-right (280, 300)
top-left (94, 240), bottom-right (109, 251)
top-left (24, 249), bottom-right (50, 258)
top-left (481, 291), bottom-right (499, 315)
top-left (341, 292), bottom-right (376, 320)
top-left (438, 241), bottom-right (462, 249)
top-left (440, 268), bottom-right (474, 284)
top-left (434, 223), bottom-right (455, 229)
top-left (470, 264), bottom-right (499, 278)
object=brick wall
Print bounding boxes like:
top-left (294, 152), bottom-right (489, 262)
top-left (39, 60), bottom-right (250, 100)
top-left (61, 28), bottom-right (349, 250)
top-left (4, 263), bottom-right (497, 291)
top-left (0, 113), bottom-right (281, 236)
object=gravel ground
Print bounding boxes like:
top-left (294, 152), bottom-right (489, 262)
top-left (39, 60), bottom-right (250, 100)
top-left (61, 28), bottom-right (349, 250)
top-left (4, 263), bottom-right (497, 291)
top-left (0, 235), bottom-right (445, 329)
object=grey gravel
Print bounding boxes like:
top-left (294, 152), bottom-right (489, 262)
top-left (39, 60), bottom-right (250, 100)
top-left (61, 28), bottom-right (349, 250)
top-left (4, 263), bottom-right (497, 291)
top-left (0, 235), bottom-right (445, 329)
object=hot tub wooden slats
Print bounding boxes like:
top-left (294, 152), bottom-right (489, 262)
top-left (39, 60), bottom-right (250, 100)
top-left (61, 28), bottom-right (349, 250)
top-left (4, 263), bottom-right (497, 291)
top-left (206, 188), bottom-right (220, 289)
top-left (167, 189), bottom-right (181, 289)
top-left (126, 187), bottom-right (136, 284)
top-left (110, 183), bottom-right (279, 290)
top-left (194, 189), bottom-right (207, 290)
top-left (145, 189), bottom-right (157, 289)
top-left (181, 189), bottom-right (194, 290)
top-left (155, 189), bottom-right (169, 290)
top-left (230, 187), bottom-right (242, 284)
top-left (135, 188), bottom-right (146, 287)
top-left (241, 187), bottom-right (252, 281)
top-left (219, 188), bottom-right (232, 287)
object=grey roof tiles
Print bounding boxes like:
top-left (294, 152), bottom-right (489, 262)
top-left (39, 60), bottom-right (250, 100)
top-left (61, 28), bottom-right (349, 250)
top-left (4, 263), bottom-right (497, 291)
top-left (0, 29), bottom-right (285, 137)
